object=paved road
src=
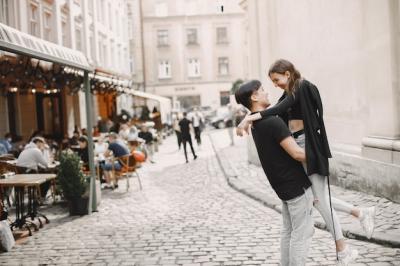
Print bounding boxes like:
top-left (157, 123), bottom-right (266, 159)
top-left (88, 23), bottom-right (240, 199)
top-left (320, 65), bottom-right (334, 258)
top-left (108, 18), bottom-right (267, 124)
top-left (0, 130), bottom-right (399, 265)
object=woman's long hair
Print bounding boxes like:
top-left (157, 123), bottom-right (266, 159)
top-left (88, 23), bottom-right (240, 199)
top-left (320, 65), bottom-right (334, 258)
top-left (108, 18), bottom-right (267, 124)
top-left (268, 59), bottom-right (302, 95)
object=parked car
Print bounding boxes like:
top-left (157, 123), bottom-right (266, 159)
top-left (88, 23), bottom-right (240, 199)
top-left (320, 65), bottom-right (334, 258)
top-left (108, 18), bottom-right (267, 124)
top-left (210, 106), bottom-right (247, 129)
top-left (186, 106), bottom-right (215, 124)
top-left (210, 107), bottom-right (231, 129)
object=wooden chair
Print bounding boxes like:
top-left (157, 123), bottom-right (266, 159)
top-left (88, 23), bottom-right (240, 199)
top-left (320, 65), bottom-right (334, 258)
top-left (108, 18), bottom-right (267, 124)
top-left (112, 154), bottom-right (142, 191)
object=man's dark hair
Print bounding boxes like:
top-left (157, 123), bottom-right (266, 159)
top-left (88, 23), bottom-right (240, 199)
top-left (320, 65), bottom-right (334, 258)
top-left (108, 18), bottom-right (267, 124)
top-left (183, 112), bottom-right (187, 117)
top-left (234, 80), bottom-right (262, 110)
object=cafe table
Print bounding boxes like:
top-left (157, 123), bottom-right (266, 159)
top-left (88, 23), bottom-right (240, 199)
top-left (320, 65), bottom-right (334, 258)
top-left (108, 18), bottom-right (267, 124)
top-left (0, 174), bottom-right (56, 236)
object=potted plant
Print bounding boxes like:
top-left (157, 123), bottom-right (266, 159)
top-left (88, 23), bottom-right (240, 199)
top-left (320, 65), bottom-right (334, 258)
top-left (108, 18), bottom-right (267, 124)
top-left (57, 151), bottom-right (89, 215)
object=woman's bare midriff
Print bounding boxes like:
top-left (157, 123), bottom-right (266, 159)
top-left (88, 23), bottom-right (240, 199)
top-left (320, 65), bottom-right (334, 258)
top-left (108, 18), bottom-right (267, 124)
top-left (289, 119), bottom-right (304, 133)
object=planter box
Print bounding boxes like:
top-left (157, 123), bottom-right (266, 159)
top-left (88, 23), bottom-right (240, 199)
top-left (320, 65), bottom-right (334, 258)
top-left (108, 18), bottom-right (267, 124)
top-left (68, 197), bottom-right (89, 216)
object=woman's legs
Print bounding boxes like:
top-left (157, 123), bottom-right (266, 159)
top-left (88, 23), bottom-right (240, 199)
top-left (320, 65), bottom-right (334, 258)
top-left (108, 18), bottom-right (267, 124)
top-left (308, 174), bottom-right (345, 249)
top-left (295, 134), bottom-right (371, 217)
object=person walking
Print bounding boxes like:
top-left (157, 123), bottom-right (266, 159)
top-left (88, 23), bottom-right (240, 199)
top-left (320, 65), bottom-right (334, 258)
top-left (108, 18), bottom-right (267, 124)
top-left (190, 108), bottom-right (204, 146)
top-left (173, 114), bottom-right (182, 150)
top-left (179, 112), bottom-right (197, 163)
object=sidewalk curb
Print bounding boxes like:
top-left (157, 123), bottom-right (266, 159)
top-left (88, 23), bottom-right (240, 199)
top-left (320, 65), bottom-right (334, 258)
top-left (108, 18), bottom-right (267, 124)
top-left (208, 134), bottom-right (400, 248)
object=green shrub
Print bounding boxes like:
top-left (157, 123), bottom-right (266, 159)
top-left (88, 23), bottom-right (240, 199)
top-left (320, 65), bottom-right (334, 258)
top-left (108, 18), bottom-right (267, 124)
top-left (57, 151), bottom-right (88, 200)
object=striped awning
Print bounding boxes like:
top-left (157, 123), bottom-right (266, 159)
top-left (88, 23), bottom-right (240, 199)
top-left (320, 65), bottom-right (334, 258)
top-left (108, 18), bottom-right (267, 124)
top-left (0, 23), bottom-right (92, 71)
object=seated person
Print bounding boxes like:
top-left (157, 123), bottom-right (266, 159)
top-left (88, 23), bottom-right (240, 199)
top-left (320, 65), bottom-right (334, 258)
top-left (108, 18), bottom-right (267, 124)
top-left (127, 136), bottom-right (146, 166)
top-left (17, 137), bottom-right (49, 171)
top-left (0, 143), bottom-right (7, 156)
top-left (139, 124), bottom-right (155, 163)
top-left (16, 137), bottom-right (51, 198)
top-left (77, 136), bottom-right (89, 170)
top-left (69, 130), bottom-right (80, 149)
top-left (101, 133), bottom-right (130, 188)
top-left (0, 133), bottom-right (13, 155)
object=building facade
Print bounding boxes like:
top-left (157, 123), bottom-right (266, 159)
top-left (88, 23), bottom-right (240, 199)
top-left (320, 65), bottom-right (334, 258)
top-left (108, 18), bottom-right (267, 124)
top-left (0, 0), bottom-right (133, 139)
top-left (240, 0), bottom-right (400, 202)
top-left (141, 0), bottom-right (245, 110)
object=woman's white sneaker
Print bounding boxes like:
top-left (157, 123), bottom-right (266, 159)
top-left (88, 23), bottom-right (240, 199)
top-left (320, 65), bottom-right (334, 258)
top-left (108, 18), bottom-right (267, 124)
top-left (337, 246), bottom-right (358, 266)
top-left (359, 206), bottom-right (376, 239)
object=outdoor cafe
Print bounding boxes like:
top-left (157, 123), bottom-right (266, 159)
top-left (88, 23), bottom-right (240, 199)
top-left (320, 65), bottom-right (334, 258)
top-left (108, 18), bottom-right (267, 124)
top-left (0, 22), bottom-right (167, 246)
top-left (0, 22), bottom-right (98, 241)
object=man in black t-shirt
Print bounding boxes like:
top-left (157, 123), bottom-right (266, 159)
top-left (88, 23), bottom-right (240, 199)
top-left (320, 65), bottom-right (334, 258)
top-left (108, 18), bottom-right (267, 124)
top-left (179, 112), bottom-right (197, 163)
top-left (235, 80), bottom-right (314, 266)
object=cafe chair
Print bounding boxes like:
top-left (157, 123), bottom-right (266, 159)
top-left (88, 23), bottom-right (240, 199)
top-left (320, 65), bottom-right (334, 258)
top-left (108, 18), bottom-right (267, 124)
top-left (112, 154), bottom-right (142, 192)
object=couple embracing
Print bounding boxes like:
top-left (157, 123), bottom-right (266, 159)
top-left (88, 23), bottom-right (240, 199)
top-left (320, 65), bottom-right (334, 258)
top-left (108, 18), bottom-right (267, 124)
top-left (235, 59), bottom-right (375, 266)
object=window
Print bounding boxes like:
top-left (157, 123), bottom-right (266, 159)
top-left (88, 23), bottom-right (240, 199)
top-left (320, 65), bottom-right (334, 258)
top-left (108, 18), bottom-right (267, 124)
top-left (124, 48), bottom-right (129, 72)
top-left (88, 0), bottom-right (94, 14)
top-left (0, 0), bottom-right (9, 24)
top-left (155, 2), bottom-right (168, 17)
top-left (111, 41), bottom-right (115, 67)
top-left (218, 57), bottom-right (229, 75)
top-left (29, 3), bottom-right (39, 37)
top-left (61, 18), bottom-right (68, 47)
top-left (216, 27), bottom-right (228, 44)
top-left (188, 58), bottom-right (200, 77)
top-left (98, 40), bottom-right (103, 63)
top-left (158, 60), bottom-right (171, 79)
top-left (43, 11), bottom-right (51, 41)
top-left (75, 28), bottom-right (82, 51)
top-left (89, 32), bottom-right (95, 60)
top-left (117, 47), bottom-right (121, 71)
top-left (220, 91), bottom-right (230, 106)
top-left (114, 10), bottom-right (118, 33)
top-left (97, 0), bottom-right (103, 21)
top-left (157, 29), bottom-right (168, 46)
top-left (108, 3), bottom-right (112, 30)
top-left (186, 28), bottom-right (198, 45)
top-left (100, 0), bottom-right (106, 23)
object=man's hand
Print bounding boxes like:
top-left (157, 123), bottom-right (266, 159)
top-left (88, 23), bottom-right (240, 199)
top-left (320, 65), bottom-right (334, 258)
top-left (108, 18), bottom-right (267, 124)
top-left (279, 136), bottom-right (306, 162)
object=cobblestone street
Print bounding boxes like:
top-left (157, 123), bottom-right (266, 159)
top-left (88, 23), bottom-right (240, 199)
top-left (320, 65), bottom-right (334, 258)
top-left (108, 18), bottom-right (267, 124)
top-left (0, 129), bottom-right (399, 265)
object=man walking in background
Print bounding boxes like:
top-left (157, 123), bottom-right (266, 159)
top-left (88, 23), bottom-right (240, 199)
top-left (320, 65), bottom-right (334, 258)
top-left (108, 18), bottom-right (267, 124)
top-left (179, 112), bottom-right (198, 163)
top-left (190, 107), bottom-right (204, 146)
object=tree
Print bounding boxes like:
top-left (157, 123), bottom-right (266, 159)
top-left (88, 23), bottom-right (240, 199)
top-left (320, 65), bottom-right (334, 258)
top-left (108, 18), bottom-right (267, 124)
top-left (230, 79), bottom-right (244, 94)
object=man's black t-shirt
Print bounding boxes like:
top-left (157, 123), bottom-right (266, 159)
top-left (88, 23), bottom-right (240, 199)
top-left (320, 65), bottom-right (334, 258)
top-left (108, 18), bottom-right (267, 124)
top-left (179, 118), bottom-right (192, 140)
top-left (252, 116), bottom-right (311, 201)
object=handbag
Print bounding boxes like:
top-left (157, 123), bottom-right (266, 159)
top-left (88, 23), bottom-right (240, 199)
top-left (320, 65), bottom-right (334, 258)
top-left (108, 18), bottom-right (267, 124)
top-left (0, 220), bottom-right (15, 251)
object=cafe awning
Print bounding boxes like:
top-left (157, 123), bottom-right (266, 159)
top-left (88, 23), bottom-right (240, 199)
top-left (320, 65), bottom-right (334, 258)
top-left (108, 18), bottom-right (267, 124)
top-left (129, 90), bottom-right (172, 124)
top-left (0, 22), bottom-right (97, 213)
top-left (0, 23), bottom-right (92, 71)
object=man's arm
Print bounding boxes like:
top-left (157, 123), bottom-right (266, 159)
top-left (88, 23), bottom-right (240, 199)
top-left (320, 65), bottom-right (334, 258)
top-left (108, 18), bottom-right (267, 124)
top-left (280, 136), bottom-right (306, 162)
top-left (35, 150), bottom-right (49, 168)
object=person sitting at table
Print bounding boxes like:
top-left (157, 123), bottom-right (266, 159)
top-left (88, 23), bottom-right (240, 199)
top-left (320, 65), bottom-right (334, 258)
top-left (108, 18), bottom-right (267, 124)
top-left (119, 123), bottom-right (130, 140)
top-left (127, 135), bottom-right (146, 167)
top-left (69, 130), bottom-right (80, 148)
top-left (138, 124), bottom-right (155, 163)
top-left (0, 133), bottom-right (13, 155)
top-left (16, 137), bottom-right (51, 199)
top-left (101, 133), bottom-right (130, 189)
top-left (77, 136), bottom-right (89, 170)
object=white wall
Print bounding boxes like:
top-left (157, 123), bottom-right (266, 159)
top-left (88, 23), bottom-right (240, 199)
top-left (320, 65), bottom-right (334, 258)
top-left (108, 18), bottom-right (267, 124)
top-left (245, 0), bottom-right (400, 147)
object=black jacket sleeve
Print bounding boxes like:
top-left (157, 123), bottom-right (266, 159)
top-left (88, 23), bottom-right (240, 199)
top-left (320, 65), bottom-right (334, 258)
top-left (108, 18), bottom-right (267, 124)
top-left (297, 80), bottom-right (332, 176)
top-left (259, 93), bottom-right (296, 118)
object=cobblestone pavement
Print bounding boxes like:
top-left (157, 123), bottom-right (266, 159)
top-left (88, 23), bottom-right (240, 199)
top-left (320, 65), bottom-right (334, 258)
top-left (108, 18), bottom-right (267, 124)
top-left (209, 129), bottom-right (400, 248)
top-left (0, 129), bottom-right (399, 265)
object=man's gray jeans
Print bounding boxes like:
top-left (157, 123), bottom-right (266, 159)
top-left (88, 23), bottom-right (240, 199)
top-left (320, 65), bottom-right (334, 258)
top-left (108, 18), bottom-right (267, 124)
top-left (280, 187), bottom-right (314, 266)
